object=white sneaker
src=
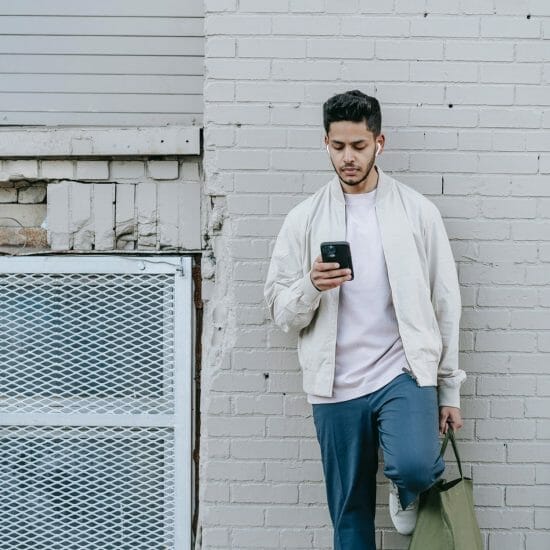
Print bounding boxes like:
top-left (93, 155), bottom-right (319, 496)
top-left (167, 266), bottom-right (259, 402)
top-left (389, 481), bottom-right (418, 535)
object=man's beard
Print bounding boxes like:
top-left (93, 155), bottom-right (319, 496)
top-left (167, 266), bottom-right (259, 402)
top-left (331, 151), bottom-right (376, 187)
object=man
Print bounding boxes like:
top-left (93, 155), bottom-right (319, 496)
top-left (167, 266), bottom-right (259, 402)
top-left (264, 90), bottom-right (465, 549)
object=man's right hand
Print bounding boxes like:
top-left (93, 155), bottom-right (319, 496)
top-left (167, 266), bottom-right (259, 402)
top-left (310, 255), bottom-right (352, 292)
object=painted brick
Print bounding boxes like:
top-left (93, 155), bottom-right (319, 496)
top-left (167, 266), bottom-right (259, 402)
top-left (205, 0), bottom-right (237, 11)
top-left (270, 105), bottom-right (319, 126)
top-left (411, 16), bottom-right (479, 37)
top-left (280, 528), bottom-right (315, 548)
top-left (110, 161), bottom-right (144, 179)
top-left (236, 82), bottom-right (304, 103)
top-left (206, 105), bottom-right (271, 125)
top-left (341, 16), bottom-right (410, 37)
top-left (239, 38), bottom-right (306, 58)
top-left (0, 188), bottom-right (17, 202)
top-left (205, 36), bottom-right (236, 58)
top-left (209, 59), bottom-right (271, 80)
top-left (46, 181), bottom-right (70, 249)
top-left (265, 506), bottom-right (329, 527)
top-left (445, 40), bottom-right (514, 61)
top-left (476, 332), bottom-right (536, 352)
top-left (308, 38), bottom-right (374, 59)
top-left (488, 532), bottom-right (525, 550)
top-left (236, 127), bottom-right (286, 149)
top-left (201, 528), bottom-right (230, 548)
top-left (491, 399), bottom-right (525, 418)
top-left (410, 152), bottom-right (477, 173)
top-left (0, 204), bottom-right (46, 227)
top-left (478, 376), bottom-right (536, 396)
top-left (180, 161), bottom-right (200, 181)
top-left (289, 0), bottom-right (326, 13)
top-left (480, 108), bottom-right (542, 128)
top-left (204, 482), bottom-right (230, 502)
top-left (376, 39), bottom-right (443, 60)
top-left (272, 15), bottom-right (340, 36)
top-left (232, 483), bottom-right (298, 504)
top-left (69, 182), bottom-right (93, 250)
top-left (482, 197), bottom-right (537, 217)
top-left (75, 161), bottom-right (109, 180)
top-left (534, 509), bottom-right (550, 530)
top-left (206, 15), bottom-right (271, 35)
top-left (203, 505), bottom-right (265, 527)
top-left (477, 419), bottom-right (536, 440)
top-left (41, 161), bottom-right (74, 180)
top-left (446, 84), bottom-right (514, 105)
top-left (2, 160), bottom-right (38, 180)
top-left (92, 183), bottom-right (115, 250)
top-left (232, 528), bottom-right (280, 548)
top-left (526, 533), bottom-right (550, 550)
top-left (409, 107), bottom-right (478, 127)
top-left (474, 486), bottom-right (504, 507)
top-left (481, 63), bottom-right (542, 84)
top-left (507, 486), bottom-right (550, 506)
top-left (148, 160), bottom-right (178, 180)
top-left (272, 60), bottom-right (340, 81)
top-left (481, 16), bottom-right (541, 38)
top-left (234, 395), bottom-right (283, 415)
top-left (461, 0), bottom-right (494, 14)
top-left (478, 287), bottom-right (537, 308)
top-left (508, 443), bottom-right (550, 462)
top-left (231, 439), bottom-right (299, 460)
top-left (204, 81), bottom-right (235, 102)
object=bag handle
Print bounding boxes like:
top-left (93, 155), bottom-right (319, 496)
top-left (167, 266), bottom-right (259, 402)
top-left (439, 427), bottom-right (463, 479)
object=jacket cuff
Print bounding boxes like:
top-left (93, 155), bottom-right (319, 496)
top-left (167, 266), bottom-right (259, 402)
top-left (301, 272), bottom-right (322, 305)
top-left (437, 384), bottom-right (461, 409)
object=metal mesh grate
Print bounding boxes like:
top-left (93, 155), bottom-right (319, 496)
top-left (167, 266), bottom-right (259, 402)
top-left (0, 273), bottom-right (175, 415)
top-left (0, 425), bottom-right (174, 550)
top-left (0, 258), bottom-right (192, 549)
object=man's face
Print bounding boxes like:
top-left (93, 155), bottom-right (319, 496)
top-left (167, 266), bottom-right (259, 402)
top-left (325, 120), bottom-right (383, 188)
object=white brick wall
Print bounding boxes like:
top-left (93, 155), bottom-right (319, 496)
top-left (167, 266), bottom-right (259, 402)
top-left (202, 2), bottom-right (550, 548)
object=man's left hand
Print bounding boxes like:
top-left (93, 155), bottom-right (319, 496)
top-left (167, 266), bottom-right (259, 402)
top-left (439, 406), bottom-right (463, 435)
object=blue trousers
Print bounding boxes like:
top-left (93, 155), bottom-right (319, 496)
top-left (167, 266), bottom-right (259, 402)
top-left (312, 373), bottom-right (445, 550)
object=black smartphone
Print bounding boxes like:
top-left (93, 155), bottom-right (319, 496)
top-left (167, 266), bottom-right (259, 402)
top-left (320, 241), bottom-right (354, 280)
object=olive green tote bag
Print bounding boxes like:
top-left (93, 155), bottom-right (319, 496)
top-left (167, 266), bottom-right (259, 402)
top-left (408, 428), bottom-right (483, 550)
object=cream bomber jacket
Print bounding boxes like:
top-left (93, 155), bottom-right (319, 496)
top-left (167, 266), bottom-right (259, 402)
top-left (264, 168), bottom-right (466, 408)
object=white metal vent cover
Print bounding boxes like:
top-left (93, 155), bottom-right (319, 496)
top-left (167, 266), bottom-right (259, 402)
top-left (0, 256), bottom-right (193, 550)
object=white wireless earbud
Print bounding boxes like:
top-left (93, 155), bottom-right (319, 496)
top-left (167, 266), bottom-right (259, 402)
top-left (375, 143), bottom-right (381, 157)
top-left (326, 144), bottom-right (330, 154)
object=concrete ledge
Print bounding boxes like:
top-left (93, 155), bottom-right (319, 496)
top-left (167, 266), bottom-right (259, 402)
top-left (0, 126), bottom-right (200, 158)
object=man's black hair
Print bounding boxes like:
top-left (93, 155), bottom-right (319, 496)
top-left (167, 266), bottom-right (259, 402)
top-left (323, 90), bottom-right (382, 136)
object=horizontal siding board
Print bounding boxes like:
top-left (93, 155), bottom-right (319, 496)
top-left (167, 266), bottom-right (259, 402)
top-left (0, 127), bottom-right (200, 157)
top-left (0, 0), bottom-right (204, 17)
top-left (0, 2), bottom-right (204, 126)
top-left (0, 92), bottom-right (203, 113)
top-left (0, 36), bottom-right (204, 56)
top-left (0, 112), bottom-right (199, 126)
top-left (0, 74), bottom-right (203, 94)
top-left (0, 56), bottom-right (204, 76)
top-left (0, 16), bottom-right (204, 36)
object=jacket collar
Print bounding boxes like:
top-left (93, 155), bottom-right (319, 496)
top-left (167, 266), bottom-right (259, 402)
top-left (329, 166), bottom-right (392, 205)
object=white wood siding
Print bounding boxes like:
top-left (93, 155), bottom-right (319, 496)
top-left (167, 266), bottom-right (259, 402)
top-left (0, 1), bottom-right (204, 127)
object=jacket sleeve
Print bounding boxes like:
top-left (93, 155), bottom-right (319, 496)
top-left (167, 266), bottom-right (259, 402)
top-left (264, 213), bottom-right (322, 333)
top-left (424, 205), bottom-right (466, 409)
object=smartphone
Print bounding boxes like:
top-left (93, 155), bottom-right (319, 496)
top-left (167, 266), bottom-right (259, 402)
top-left (320, 241), bottom-right (354, 281)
